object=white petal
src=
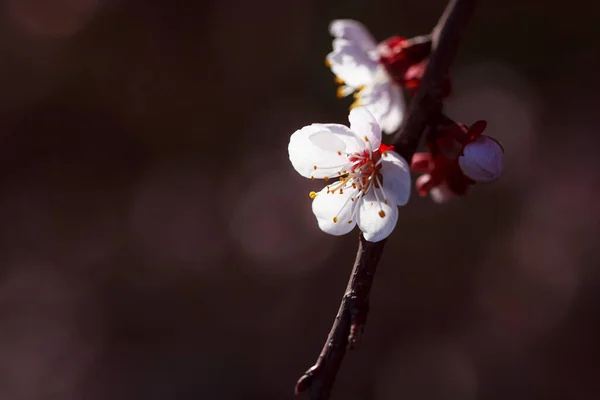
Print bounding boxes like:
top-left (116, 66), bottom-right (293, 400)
top-left (380, 150), bottom-right (411, 206)
top-left (327, 39), bottom-right (379, 88)
top-left (356, 190), bottom-right (398, 242)
top-left (458, 136), bottom-right (504, 182)
top-left (430, 183), bottom-right (456, 203)
top-left (348, 107), bottom-right (381, 150)
top-left (311, 186), bottom-right (358, 236)
top-left (289, 123), bottom-right (364, 179)
top-left (358, 80), bottom-right (405, 134)
top-left (329, 20), bottom-right (378, 52)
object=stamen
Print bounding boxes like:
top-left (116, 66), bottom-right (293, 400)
top-left (333, 217), bottom-right (338, 223)
top-left (313, 165), bottom-right (317, 170)
top-left (309, 191), bottom-right (317, 199)
top-left (378, 210), bottom-right (386, 218)
top-left (374, 174), bottom-right (388, 202)
top-left (347, 191), bottom-right (365, 222)
top-left (336, 85), bottom-right (355, 99)
top-left (350, 98), bottom-right (361, 109)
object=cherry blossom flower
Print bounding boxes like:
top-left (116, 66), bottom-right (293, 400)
top-left (411, 119), bottom-right (504, 203)
top-left (288, 107), bottom-right (411, 242)
top-left (326, 20), bottom-right (431, 134)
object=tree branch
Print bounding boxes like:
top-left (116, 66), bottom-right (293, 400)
top-left (392, 0), bottom-right (477, 159)
top-left (295, 235), bottom-right (386, 399)
top-left (295, 1), bottom-right (477, 398)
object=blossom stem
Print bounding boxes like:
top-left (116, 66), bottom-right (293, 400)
top-left (294, 0), bottom-right (478, 399)
top-left (294, 235), bottom-right (386, 398)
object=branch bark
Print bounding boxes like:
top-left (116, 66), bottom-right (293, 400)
top-left (295, 1), bottom-right (477, 398)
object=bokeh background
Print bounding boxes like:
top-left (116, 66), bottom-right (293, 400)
top-left (0, 0), bottom-right (599, 399)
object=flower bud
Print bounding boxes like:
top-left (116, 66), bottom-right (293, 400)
top-left (458, 135), bottom-right (504, 182)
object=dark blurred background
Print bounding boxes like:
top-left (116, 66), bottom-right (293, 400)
top-left (0, 0), bottom-right (599, 399)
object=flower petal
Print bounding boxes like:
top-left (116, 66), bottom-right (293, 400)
top-left (357, 80), bottom-right (405, 134)
top-left (348, 107), bottom-right (381, 150)
top-left (329, 20), bottom-right (378, 53)
top-left (430, 182), bottom-right (456, 203)
top-left (311, 185), bottom-right (358, 236)
top-left (327, 39), bottom-right (379, 88)
top-left (356, 189), bottom-right (398, 242)
top-left (289, 123), bottom-right (364, 179)
top-left (380, 150), bottom-right (411, 206)
top-left (458, 135), bottom-right (504, 182)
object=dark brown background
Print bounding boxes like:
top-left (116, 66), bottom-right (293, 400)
top-left (0, 0), bottom-right (599, 399)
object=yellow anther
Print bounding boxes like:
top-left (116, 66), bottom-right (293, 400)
top-left (333, 217), bottom-right (338, 223)
top-left (352, 183), bottom-right (357, 189)
top-left (325, 58), bottom-right (331, 67)
top-left (324, 176), bottom-right (329, 181)
top-left (348, 220), bottom-right (353, 224)
top-left (337, 151), bottom-right (342, 156)
top-left (378, 210), bottom-right (386, 218)
top-left (364, 136), bottom-right (369, 142)
top-left (336, 87), bottom-right (346, 99)
top-left (334, 76), bottom-right (344, 84)
top-left (313, 165), bottom-right (317, 170)
top-left (351, 198), bottom-right (355, 202)
top-left (309, 191), bottom-right (317, 199)
top-left (339, 189), bottom-right (344, 194)
top-left (349, 99), bottom-right (362, 110)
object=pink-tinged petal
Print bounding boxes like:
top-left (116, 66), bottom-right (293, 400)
top-left (458, 135), bottom-right (504, 182)
top-left (329, 20), bottom-right (378, 53)
top-left (356, 189), bottom-right (398, 242)
top-left (410, 153), bottom-right (433, 173)
top-left (416, 173), bottom-right (436, 196)
top-left (311, 186), bottom-right (358, 236)
top-left (348, 107), bottom-right (381, 150)
top-left (380, 150), bottom-right (411, 206)
top-left (357, 81), bottom-right (405, 134)
top-left (288, 123), bottom-right (363, 179)
top-left (430, 182), bottom-right (456, 203)
top-left (327, 39), bottom-right (379, 88)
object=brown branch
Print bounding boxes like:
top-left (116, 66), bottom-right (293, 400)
top-left (295, 1), bottom-right (477, 398)
top-left (392, 0), bottom-right (478, 159)
top-left (295, 235), bottom-right (386, 399)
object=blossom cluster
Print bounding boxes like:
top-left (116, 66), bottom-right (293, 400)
top-left (287, 20), bottom-right (504, 242)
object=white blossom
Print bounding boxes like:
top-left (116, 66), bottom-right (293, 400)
top-left (326, 19), bottom-right (405, 134)
top-left (288, 107), bottom-right (411, 242)
top-left (458, 136), bottom-right (504, 182)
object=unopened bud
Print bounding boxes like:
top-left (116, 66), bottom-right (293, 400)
top-left (458, 136), bottom-right (504, 182)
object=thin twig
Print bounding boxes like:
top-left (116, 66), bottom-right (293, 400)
top-left (295, 1), bottom-right (477, 398)
top-left (295, 235), bottom-right (386, 399)
top-left (393, 0), bottom-right (477, 159)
